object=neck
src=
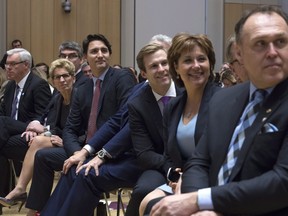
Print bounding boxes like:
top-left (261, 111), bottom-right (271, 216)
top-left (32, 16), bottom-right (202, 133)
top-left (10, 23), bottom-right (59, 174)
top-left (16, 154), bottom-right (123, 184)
top-left (61, 90), bottom-right (72, 105)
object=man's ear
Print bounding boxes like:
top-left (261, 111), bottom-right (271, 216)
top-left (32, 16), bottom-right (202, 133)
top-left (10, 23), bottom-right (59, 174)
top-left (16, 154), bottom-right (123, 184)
top-left (140, 70), bottom-right (147, 79)
top-left (234, 43), bottom-right (243, 64)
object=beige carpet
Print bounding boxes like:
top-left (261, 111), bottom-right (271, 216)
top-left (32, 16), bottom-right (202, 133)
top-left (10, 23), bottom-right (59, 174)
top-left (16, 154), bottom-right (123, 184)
top-left (2, 175), bottom-right (130, 216)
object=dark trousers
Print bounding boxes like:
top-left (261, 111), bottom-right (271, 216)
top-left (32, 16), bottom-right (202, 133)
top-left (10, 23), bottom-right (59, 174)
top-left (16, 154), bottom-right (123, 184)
top-left (125, 170), bottom-right (166, 216)
top-left (0, 116), bottom-right (28, 197)
top-left (40, 155), bottom-right (143, 216)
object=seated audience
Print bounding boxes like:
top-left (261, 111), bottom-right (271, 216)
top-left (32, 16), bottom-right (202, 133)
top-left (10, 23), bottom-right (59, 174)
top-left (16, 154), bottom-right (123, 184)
top-left (148, 5), bottom-right (288, 216)
top-left (140, 33), bottom-right (220, 216)
top-left (24, 34), bottom-right (136, 216)
top-left (0, 58), bottom-right (75, 212)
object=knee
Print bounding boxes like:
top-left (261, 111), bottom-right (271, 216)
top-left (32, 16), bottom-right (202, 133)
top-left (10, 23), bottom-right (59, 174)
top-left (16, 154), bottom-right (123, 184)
top-left (139, 189), bottom-right (166, 216)
top-left (30, 136), bottom-right (50, 149)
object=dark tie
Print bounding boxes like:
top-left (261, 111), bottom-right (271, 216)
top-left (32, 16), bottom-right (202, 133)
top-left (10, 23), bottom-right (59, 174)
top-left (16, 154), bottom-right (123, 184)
top-left (86, 79), bottom-right (101, 141)
top-left (11, 85), bottom-right (20, 119)
top-left (218, 89), bottom-right (267, 185)
top-left (161, 96), bottom-right (170, 106)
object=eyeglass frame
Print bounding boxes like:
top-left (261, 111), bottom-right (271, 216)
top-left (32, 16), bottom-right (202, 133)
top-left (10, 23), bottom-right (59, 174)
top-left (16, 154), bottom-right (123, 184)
top-left (5, 61), bottom-right (26, 68)
top-left (52, 73), bottom-right (72, 80)
top-left (58, 53), bottom-right (79, 60)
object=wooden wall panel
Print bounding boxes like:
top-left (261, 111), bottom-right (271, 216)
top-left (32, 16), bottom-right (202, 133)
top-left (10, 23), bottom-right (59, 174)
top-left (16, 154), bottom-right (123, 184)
top-left (54, 0), bottom-right (77, 54)
top-left (98, 0), bottom-right (121, 65)
top-left (6, 0), bottom-right (121, 67)
top-left (7, 0), bottom-right (31, 50)
top-left (30, 0), bottom-right (54, 65)
top-left (76, 0), bottom-right (99, 46)
top-left (224, 3), bottom-right (243, 48)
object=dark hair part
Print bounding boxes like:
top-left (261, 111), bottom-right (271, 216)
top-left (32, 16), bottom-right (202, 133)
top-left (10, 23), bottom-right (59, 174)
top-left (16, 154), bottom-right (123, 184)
top-left (235, 5), bottom-right (288, 44)
top-left (168, 33), bottom-right (216, 87)
top-left (136, 43), bottom-right (166, 72)
top-left (82, 34), bottom-right (112, 55)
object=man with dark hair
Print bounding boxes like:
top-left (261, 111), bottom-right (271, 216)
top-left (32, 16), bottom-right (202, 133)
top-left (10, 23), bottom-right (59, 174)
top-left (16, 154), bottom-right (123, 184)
top-left (149, 5), bottom-right (288, 216)
top-left (0, 39), bottom-right (23, 70)
top-left (24, 34), bottom-right (136, 216)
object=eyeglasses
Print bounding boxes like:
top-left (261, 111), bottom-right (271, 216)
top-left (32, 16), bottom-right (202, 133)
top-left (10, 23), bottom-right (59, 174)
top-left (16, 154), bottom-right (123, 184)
top-left (53, 73), bottom-right (71, 80)
top-left (5, 61), bottom-right (25, 68)
top-left (58, 53), bottom-right (79, 60)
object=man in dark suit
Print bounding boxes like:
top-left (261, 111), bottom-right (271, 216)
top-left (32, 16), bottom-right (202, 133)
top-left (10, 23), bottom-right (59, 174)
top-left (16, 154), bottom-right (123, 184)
top-left (150, 5), bottom-right (288, 216)
top-left (125, 43), bottom-right (182, 215)
top-left (0, 48), bottom-right (51, 213)
top-left (25, 34), bottom-right (136, 215)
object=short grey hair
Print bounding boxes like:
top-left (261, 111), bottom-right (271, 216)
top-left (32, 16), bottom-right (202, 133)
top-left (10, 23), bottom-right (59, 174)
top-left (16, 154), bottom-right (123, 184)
top-left (150, 34), bottom-right (172, 45)
top-left (7, 48), bottom-right (32, 68)
top-left (59, 41), bottom-right (83, 58)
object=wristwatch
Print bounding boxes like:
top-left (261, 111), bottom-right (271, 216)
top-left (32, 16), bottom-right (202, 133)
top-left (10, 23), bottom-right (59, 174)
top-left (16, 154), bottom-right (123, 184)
top-left (97, 148), bottom-right (112, 161)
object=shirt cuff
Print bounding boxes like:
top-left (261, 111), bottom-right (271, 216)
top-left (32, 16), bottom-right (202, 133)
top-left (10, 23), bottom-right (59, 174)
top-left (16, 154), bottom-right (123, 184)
top-left (83, 144), bottom-right (95, 155)
top-left (197, 188), bottom-right (214, 210)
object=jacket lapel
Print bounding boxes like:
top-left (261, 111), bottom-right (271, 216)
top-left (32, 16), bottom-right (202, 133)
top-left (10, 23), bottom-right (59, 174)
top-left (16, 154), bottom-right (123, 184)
top-left (229, 79), bottom-right (288, 181)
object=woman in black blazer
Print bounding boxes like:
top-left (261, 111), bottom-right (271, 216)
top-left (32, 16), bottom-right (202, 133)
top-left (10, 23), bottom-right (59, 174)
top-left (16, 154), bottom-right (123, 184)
top-left (0, 59), bottom-right (76, 213)
top-left (139, 33), bottom-right (221, 215)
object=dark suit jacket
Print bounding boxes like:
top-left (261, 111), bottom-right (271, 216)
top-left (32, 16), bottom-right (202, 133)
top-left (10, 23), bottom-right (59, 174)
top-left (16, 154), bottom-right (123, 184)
top-left (88, 82), bottom-right (147, 158)
top-left (45, 93), bottom-right (69, 137)
top-left (63, 67), bottom-right (136, 156)
top-left (162, 82), bottom-right (220, 174)
top-left (182, 79), bottom-right (288, 216)
top-left (0, 72), bottom-right (52, 122)
top-left (128, 84), bottom-right (182, 171)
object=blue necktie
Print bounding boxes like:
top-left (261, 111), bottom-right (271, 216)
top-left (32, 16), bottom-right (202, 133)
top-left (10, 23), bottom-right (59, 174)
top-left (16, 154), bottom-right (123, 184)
top-left (218, 89), bottom-right (267, 185)
top-left (11, 85), bottom-right (20, 119)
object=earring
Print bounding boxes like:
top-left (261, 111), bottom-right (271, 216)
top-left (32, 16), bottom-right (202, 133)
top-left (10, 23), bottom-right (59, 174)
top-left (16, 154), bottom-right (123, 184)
top-left (176, 74), bottom-right (180, 79)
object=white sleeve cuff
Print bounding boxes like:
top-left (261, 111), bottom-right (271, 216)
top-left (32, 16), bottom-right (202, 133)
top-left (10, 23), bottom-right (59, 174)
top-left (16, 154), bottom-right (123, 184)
top-left (197, 188), bottom-right (214, 210)
top-left (83, 144), bottom-right (95, 155)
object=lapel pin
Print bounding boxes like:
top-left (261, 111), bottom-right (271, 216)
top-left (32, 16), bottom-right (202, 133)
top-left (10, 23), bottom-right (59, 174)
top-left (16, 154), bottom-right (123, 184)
top-left (266, 109), bottom-right (272, 113)
top-left (262, 117), bottom-right (267, 122)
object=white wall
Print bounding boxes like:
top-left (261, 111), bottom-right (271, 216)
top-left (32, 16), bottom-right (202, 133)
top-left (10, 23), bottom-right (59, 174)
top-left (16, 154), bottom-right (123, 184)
top-left (122, 0), bottom-right (224, 72)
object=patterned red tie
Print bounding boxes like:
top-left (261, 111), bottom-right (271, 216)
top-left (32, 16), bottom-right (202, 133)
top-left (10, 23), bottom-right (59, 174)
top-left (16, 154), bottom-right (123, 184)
top-left (86, 79), bottom-right (101, 141)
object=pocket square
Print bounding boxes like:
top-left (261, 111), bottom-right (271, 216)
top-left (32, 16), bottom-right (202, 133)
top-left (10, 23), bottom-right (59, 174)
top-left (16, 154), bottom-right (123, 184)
top-left (262, 123), bottom-right (278, 133)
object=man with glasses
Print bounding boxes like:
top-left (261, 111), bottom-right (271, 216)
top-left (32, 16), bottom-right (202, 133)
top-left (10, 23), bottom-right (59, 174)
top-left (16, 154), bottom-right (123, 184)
top-left (0, 48), bottom-right (51, 214)
top-left (58, 41), bottom-right (88, 88)
top-left (226, 35), bottom-right (249, 83)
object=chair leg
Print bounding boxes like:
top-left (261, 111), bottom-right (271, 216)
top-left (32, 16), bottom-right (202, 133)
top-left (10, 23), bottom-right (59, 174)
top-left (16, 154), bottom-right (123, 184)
top-left (103, 192), bottom-right (111, 216)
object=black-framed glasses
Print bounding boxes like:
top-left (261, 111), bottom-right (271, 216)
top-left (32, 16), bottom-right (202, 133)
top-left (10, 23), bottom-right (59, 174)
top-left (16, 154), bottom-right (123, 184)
top-left (58, 53), bottom-right (79, 60)
top-left (53, 73), bottom-right (71, 80)
top-left (5, 61), bottom-right (25, 68)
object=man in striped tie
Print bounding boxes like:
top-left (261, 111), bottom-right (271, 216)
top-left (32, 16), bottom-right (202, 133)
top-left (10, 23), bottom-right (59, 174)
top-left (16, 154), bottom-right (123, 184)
top-left (149, 5), bottom-right (288, 216)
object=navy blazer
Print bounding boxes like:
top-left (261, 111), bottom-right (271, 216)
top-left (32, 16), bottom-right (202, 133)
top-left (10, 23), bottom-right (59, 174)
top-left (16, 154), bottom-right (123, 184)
top-left (0, 72), bottom-right (52, 122)
top-left (128, 84), bottom-right (183, 171)
top-left (87, 82), bottom-right (147, 158)
top-left (182, 79), bottom-right (288, 215)
top-left (63, 67), bottom-right (136, 156)
top-left (162, 82), bottom-right (221, 174)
